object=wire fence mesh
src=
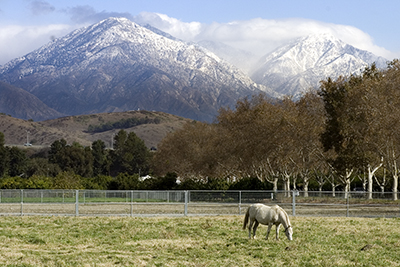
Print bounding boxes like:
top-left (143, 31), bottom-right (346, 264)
top-left (0, 189), bottom-right (399, 217)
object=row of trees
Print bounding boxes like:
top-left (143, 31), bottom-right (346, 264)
top-left (0, 127), bottom-right (302, 191)
top-left (1, 128), bottom-right (281, 190)
top-left (153, 60), bottom-right (400, 199)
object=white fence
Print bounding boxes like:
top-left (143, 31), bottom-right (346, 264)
top-left (0, 189), bottom-right (399, 218)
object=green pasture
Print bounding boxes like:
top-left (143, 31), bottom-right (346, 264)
top-left (0, 215), bottom-right (399, 266)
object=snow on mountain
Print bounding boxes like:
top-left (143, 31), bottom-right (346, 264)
top-left (249, 34), bottom-right (388, 97)
top-left (0, 17), bottom-right (275, 121)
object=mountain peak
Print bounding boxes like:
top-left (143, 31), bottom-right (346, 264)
top-left (251, 33), bottom-right (387, 97)
top-left (299, 33), bottom-right (341, 42)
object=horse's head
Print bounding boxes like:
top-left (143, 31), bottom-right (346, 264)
top-left (285, 226), bottom-right (293, 241)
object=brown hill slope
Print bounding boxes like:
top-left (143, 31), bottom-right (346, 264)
top-left (0, 81), bottom-right (63, 120)
top-left (0, 111), bottom-right (191, 149)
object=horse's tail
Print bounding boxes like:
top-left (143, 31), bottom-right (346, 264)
top-left (243, 206), bottom-right (250, 230)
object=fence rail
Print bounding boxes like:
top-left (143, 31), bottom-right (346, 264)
top-left (0, 189), bottom-right (399, 218)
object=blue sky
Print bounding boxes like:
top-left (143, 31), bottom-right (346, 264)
top-left (0, 0), bottom-right (399, 65)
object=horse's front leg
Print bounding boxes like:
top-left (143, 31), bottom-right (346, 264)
top-left (266, 223), bottom-right (273, 240)
top-left (275, 224), bottom-right (281, 240)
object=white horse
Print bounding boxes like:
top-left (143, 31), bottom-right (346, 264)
top-left (243, 204), bottom-right (293, 241)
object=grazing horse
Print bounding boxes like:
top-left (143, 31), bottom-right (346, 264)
top-left (243, 204), bottom-right (293, 241)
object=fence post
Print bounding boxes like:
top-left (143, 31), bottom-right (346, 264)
top-left (75, 190), bottom-right (79, 216)
top-left (184, 191), bottom-right (188, 216)
top-left (130, 190), bottom-right (133, 217)
top-left (239, 191), bottom-right (242, 215)
top-left (292, 190), bottom-right (299, 216)
top-left (20, 189), bottom-right (23, 216)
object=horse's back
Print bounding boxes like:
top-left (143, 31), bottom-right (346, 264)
top-left (249, 203), bottom-right (278, 224)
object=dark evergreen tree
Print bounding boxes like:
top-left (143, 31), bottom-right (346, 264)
top-left (7, 146), bottom-right (28, 177)
top-left (0, 132), bottom-right (8, 177)
top-left (91, 140), bottom-right (109, 176)
top-left (110, 130), bottom-right (151, 176)
top-left (49, 140), bottom-right (93, 177)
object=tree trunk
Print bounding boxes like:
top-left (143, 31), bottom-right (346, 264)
top-left (342, 169), bottom-right (353, 199)
top-left (393, 173), bottom-right (398, 201)
top-left (344, 180), bottom-right (350, 199)
top-left (272, 177), bottom-right (278, 192)
top-left (304, 180), bottom-right (309, 198)
top-left (367, 162), bottom-right (382, 200)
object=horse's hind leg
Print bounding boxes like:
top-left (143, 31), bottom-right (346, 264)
top-left (252, 221), bottom-right (259, 239)
top-left (248, 219), bottom-right (254, 239)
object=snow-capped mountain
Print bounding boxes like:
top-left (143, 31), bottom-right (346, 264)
top-left (0, 17), bottom-right (272, 122)
top-left (249, 34), bottom-right (388, 97)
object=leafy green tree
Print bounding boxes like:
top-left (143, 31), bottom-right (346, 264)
top-left (52, 171), bottom-right (84, 189)
top-left (23, 175), bottom-right (53, 189)
top-left (0, 176), bottom-right (24, 189)
top-left (84, 175), bottom-right (113, 190)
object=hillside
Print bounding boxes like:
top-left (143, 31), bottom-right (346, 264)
top-left (0, 81), bottom-right (63, 120)
top-left (0, 110), bottom-right (191, 149)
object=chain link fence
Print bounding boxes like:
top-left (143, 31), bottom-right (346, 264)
top-left (0, 189), bottom-right (399, 217)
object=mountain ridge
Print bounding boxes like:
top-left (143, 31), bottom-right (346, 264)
top-left (0, 18), bottom-right (388, 121)
top-left (0, 81), bottom-right (63, 120)
top-left (0, 17), bottom-right (271, 122)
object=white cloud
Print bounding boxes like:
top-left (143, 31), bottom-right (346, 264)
top-left (133, 13), bottom-right (393, 59)
top-left (0, 11), bottom-right (394, 65)
top-left (0, 24), bottom-right (73, 65)
top-left (134, 12), bottom-right (203, 41)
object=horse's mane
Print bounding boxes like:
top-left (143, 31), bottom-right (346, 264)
top-left (276, 205), bottom-right (290, 226)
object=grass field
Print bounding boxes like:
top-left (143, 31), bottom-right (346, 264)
top-left (0, 215), bottom-right (399, 266)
